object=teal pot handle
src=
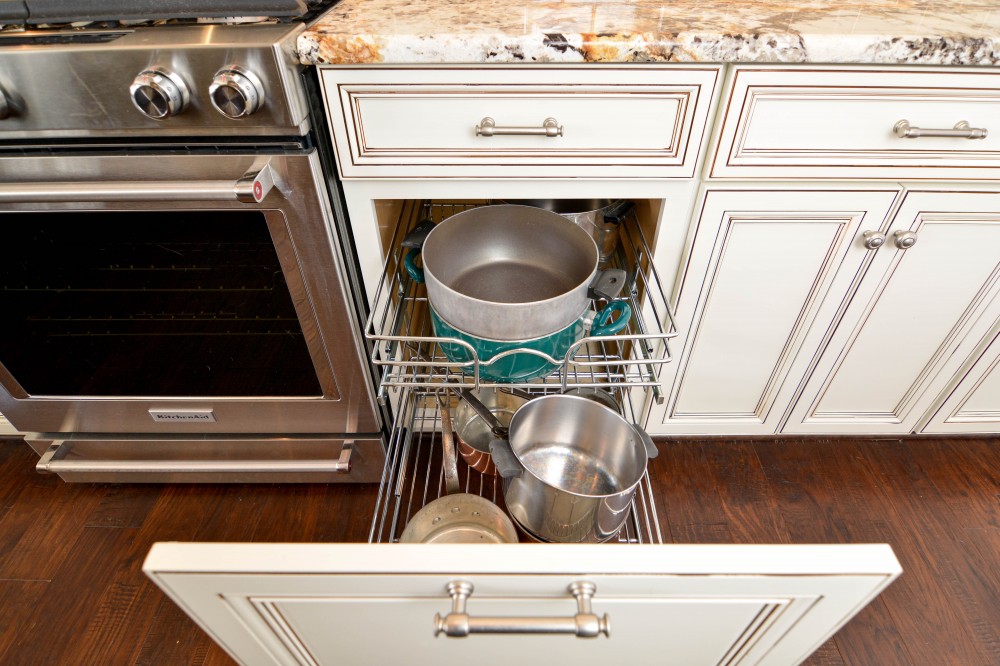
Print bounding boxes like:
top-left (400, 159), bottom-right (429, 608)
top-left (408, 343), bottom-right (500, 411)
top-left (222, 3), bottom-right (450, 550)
top-left (403, 249), bottom-right (424, 284)
top-left (401, 218), bottom-right (435, 284)
top-left (590, 300), bottom-right (631, 336)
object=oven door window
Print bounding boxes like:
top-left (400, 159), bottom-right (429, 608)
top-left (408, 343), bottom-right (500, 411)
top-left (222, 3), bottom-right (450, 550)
top-left (0, 210), bottom-right (323, 397)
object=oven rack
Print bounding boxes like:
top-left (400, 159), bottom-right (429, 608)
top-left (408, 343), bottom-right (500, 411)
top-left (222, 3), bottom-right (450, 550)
top-left (364, 201), bottom-right (678, 397)
top-left (369, 388), bottom-right (663, 545)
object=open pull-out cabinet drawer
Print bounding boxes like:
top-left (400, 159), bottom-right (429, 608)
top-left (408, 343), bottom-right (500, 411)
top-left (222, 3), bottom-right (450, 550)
top-left (144, 542), bottom-right (900, 666)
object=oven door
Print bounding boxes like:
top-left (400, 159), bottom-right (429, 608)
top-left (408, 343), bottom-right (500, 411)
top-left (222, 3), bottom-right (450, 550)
top-left (0, 151), bottom-right (379, 435)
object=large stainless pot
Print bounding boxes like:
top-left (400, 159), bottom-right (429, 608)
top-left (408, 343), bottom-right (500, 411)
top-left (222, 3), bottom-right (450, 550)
top-left (458, 391), bottom-right (657, 543)
top-left (499, 200), bottom-right (634, 262)
top-left (404, 205), bottom-right (602, 341)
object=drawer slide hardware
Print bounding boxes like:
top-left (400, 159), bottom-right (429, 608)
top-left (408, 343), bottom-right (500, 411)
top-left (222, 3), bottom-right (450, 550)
top-left (434, 580), bottom-right (611, 638)
top-left (893, 119), bottom-right (988, 140)
top-left (476, 117), bottom-right (563, 137)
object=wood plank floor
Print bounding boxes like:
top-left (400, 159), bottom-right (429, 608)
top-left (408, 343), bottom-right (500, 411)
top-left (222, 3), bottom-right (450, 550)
top-left (0, 435), bottom-right (997, 665)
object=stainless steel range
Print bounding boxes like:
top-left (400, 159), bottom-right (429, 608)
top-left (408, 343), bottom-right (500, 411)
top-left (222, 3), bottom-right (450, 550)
top-left (0, 2), bottom-right (386, 482)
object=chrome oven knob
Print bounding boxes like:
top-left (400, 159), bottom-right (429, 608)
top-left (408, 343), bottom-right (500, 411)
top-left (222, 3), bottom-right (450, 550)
top-left (130, 68), bottom-right (190, 120)
top-left (209, 67), bottom-right (264, 119)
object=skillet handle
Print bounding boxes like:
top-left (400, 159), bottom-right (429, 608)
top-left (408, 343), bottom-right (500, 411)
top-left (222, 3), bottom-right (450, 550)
top-left (489, 439), bottom-right (522, 479)
top-left (632, 425), bottom-right (658, 460)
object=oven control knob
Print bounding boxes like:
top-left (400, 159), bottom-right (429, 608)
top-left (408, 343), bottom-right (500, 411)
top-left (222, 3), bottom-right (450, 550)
top-left (130, 68), bottom-right (190, 120)
top-left (209, 67), bottom-right (264, 119)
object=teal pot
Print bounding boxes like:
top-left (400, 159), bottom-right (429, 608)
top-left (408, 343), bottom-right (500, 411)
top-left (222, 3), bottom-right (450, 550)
top-left (432, 301), bottom-right (631, 383)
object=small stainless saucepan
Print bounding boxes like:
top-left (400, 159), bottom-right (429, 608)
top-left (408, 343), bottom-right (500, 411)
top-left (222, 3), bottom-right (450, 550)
top-left (454, 389), bottom-right (657, 543)
top-left (453, 388), bottom-right (528, 476)
top-left (399, 395), bottom-right (518, 544)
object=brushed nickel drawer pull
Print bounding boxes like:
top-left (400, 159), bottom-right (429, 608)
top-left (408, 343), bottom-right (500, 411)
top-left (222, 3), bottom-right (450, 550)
top-left (893, 119), bottom-right (988, 139)
top-left (476, 117), bottom-right (563, 137)
top-left (434, 580), bottom-right (610, 638)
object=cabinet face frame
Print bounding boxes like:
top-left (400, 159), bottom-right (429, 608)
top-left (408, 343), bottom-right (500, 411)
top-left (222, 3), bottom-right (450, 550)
top-left (784, 188), bottom-right (1000, 435)
top-left (652, 186), bottom-right (901, 435)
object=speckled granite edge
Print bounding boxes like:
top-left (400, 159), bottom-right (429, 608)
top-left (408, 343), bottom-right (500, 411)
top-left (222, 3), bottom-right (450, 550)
top-left (297, 31), bottom-right (1000, 66)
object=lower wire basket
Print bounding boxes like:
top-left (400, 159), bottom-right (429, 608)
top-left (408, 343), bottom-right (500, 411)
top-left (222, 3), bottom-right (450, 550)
top-left (369, 389), bottom-right (663, 544)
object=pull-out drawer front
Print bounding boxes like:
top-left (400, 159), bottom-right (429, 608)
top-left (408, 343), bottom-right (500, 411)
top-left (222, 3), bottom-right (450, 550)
top-left (320, 66), bottom-right (721, 179)
top-left (145, 543), bottom-right (901, 666)
top-left (711, 67), bottom-right (1000, 180)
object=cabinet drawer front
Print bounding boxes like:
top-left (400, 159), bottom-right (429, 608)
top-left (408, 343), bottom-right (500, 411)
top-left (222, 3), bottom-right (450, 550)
top-left (711, 67), bottom-right (1000, 180)
top-left (320, 66), bottom-right (720, 178)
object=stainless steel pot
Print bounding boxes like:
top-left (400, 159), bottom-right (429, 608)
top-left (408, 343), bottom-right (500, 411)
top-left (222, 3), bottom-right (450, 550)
top-left (498, 200), bottom-right (635, 262)
top-left (489, 394), bottom-right (657, 543)
top-left (404, 205), bottom-right (602, 341)
top-left (399, 397), bottom-right (518, 544)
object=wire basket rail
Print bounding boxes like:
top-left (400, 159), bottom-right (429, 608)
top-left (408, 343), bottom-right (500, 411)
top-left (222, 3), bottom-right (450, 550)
top-left (364, 201), bottom-right (677, 399)
top-left (370, 388), bottom-right (663, 545)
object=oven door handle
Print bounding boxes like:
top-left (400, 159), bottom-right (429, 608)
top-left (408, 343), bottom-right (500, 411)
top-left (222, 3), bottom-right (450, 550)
top-left (35, 440), bottom-right (353, 475)
top-left (0, 161), bottom-right (275, 204)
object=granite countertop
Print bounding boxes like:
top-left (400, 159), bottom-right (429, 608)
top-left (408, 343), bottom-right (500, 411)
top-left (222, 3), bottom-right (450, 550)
top-left (298, 0), bottom-right (1000, 66)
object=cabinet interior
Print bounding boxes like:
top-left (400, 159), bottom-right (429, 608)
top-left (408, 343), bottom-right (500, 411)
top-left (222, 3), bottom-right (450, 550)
top-left (362, 198), bottom-right (675, 544)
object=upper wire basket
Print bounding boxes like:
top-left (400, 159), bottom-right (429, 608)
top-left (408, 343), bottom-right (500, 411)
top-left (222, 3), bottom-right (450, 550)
top-left (364, 201), bottom-right (677, 398)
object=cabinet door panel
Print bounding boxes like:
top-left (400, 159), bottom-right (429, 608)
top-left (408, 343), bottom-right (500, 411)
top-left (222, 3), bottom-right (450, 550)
top-left (923, 327), bottom-right (1000, 433)
top-left (656, 189), bottom-right (899, 435)
top-left (144, 543), bottom-right (901, 666)
top-left (787, 190), bottom-right (1000, 434)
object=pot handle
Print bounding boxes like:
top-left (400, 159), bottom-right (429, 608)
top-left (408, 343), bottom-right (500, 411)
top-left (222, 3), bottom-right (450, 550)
top-left (403, 250), bottom-right (425, 284)
top-left (587, 268), bottom-right (627, 302)
top-left (439, 396), bottom-right (462, 496)
top-left (601, 200), bottom-right (635, 225)
top-left (456, 389), bottom-right (508, 438)
top-left (589, 301), bottom-right (632, 337)
top-left (401, 219), bottom-right (435, 284)
top-left (489, 439), bottom-right (522, 479)
top-left (632, 424), bottom-right (659, 460)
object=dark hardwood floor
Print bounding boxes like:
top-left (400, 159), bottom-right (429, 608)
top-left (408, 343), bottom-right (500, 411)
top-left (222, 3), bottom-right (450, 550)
top-left (0, 435), bottom-right (997, 665)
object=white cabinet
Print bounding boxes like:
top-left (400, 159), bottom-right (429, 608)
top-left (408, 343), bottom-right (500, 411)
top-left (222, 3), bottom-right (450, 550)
top-left (653, 188), bottom-right (900, 435)
top-left (786, 189), bottom-right (1000, 434)
top-left (922, 325), bottom-right (1000, 434)
top-left (143, 542), bottom-right (901, 666)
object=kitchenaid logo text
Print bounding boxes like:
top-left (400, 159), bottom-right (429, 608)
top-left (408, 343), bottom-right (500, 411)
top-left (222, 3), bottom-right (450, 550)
top-left (149, 410), bottom-right (218, 423)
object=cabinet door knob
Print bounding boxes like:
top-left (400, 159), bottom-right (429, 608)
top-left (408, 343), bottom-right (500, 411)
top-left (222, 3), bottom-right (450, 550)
top-left (862, 230), bottom-right (887, 250)
top-left (893, 230), bottom-right (918, 250)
